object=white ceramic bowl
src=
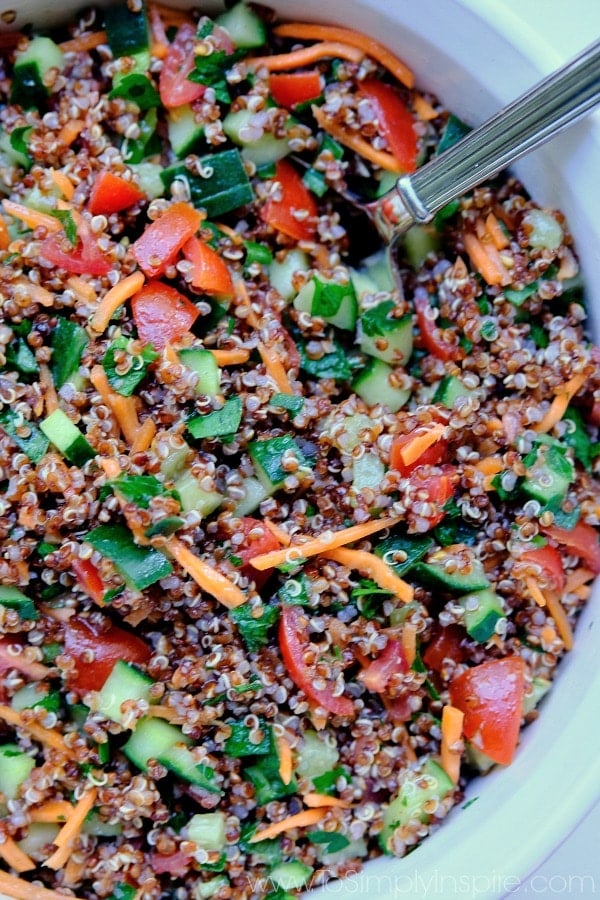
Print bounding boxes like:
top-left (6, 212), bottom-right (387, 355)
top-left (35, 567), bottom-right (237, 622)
top-left (7, 2), bottom-right (600, 897)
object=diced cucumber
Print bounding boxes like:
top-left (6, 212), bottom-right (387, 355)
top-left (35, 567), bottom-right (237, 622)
top-left (522, 442), bottom-right (574, 506)
top-left (0, 744), bottom-right (35, 800)
top-left (178, 348), bottom-right (220, 396)
top-left (123, 716), bottom-right (191, 772)
top-left (522, 675), bottom-right (551, 715)
top-left (195, 876), bottom-right (229, 899)
top-left (248, 435), bottom-right (308, 492)
top-left (379, 757), bottom-right (454, 852)
top-left (40, 408), bottom-right (96, 466)
top-left (352, 356), bottom-right (410, 412)
top-left (168, 104), bottom-right (205, 159)
top-left (50, 317), bottom-right (89, 390)
top-left (223, 109), bottom-right (291, 166)
top-left (215, 2), bottom-right (267, 48)
top-left (269, 249), bottom-right (310, 302)
top-left (316, 836), bottom-right (368, 867)
top-left (159, 444), bottom-right (191, 480)
top-left (96, 660), bottom-right (154, 724)
top-left (352, 452), bottom-right (386, 493)
top-left (104, 1), bottom-right (150, 57)
top-left (81, 810), bottom-right (123, 837)
top-left (293, 275), bottom-right (357, 331)
top-left (296, 730), bottom-right (339, 780)
top-left (0, 129), bottom-right (31, 170)
top-left (186, 812), bottom-right (227, 852)
top-left (414, 546), bottom-right (489, 593)
top-left (232, 475), bottom-right (272, 516)
top-left (359, 303), bottom-right (413, 365)
top-left (328, 412), bottom-right (372, 454)
top-left (11, 683), bottom-right (52, 712)
top-left (464, 742), bottom-right (496, 773)
top-left (433, 374), bottom-right (476, 409)
top-left (187, 397), bottom-right (243, 441)
top-left (11, 37), bottom-right (64, 108)
top-left (161, 149), bottom-right (254, 218)
top-left (363, 249), bottom-right (396, 293)
top-left (269, 861), bottom-right (313, 890)
top-left (157, 744), bottom-right (221, 793)
top-left (129, 162), bottom-right (164, 200)
top-left (349, 267), bottom-right (379, 300)
top-left (17, 823), bottom-right (60, 860)
top-left (0, 585), bottom-right (38, 621)
top-left (402, 224), bottom-right (440, 269)
top-left (457, 588), bottom-right (505, 642)
top-left (173, 469), bottom-right (223, 517)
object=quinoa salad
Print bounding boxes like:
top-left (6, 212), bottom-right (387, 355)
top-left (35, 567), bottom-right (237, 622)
top-left (0, 2), bottom-right (599, 898)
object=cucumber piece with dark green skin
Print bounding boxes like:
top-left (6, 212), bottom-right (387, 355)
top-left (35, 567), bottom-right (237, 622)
top-left (96, 660), bottom-right (155, 724)
top-left (123, 717), bottom-right (192, 772)
top-left (172, 469), bottom-right (223, 516)
top-left (10, 37), bottom-right (64, 109)
top-left (39, 408), bottom-right (96, 466)
top-left (0, 408), bottom-right (49, 463)
top-left (359, 302), bottom-right (413, 365)
top-left (433, 374), bottom-right (476, 409)
top-left (161, 150), bottom-right (254, 218)
top-left (167, 104), bottom-right (205, 159)
top-left (248, 435), bottom-right (309, 492)
top-left (522, 441), bottom-right (574, 506)
top-left (457, 588), bottom-right (505, 642)
top-left (0, 586), bottom-right (38, 621)
top-left (414, 546), bottom-right (490, 593)
top-left (352, 356), bottom-right (410, 412)
top-left (104, 1), bottom-right (150, 58)
top-left (157, 744), bottom-right (221, 794)
top-left (379, 757), bottom-right (454, 852)
top-left (178, 348), bottom-right (220, 396)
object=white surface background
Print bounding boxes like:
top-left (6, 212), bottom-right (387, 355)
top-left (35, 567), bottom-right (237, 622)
top-left (466, 1), bottom-right (600, 895)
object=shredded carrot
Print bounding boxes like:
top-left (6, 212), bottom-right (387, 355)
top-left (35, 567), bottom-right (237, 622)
top-left (213, 221), bottom-right (244, 244)
top-left (166, 537), bottom-right (246, 609)
top-left (63, 856), bottom-right (87, 886)
top-left (14, 279), bottom-right (55, 308)
top-left (44, 787), bottom-right (98, 870)
top-left (59, 30), bottom-right (107, 53)
top-left (49, 169), bottom-right (75, 201)
top-left (58, 120), bottom-right (85, 147)
top-left (131, 417), bottom-right (157, 455)
top-left (312, 105), bottom-right (403, 173)
top-left (397, 423), bottom-right (446, 468)
top-left (0, 705), bottom-right (67, 753)
top-left (98, 457), bottom-right (121, 479)
top-left (462, 232), bottom-right (510, 286)
top-left (273, 22), bottom-right (414, 88)
top-left (90, 271), bottom-right (145, 334)
top-left (210, 348), bottom-right (251, 366)
top-left (250, 515), bottom-right (402, 572)
top-left (250, 41), bottom-right (363, 72)
top-left (401, 622), bottom-right (417, 667)
top-left (248, 807), bottom-right (327, 843)
top-left (148, 5), bottom-right (170, 59)
top-left (545, 591), bottom-right (574, 651)
top-left (150, 3), bottom-right (193, 27)
top-left (565, 568), bottom-right (595, 592)
top-left (0, 870), bottom-right (86, 900)
top-left (534, 371), bottom-right (589, 434)
top-left (30, 800), bottom-right (74, 824)
top-left (540, 624), bottom-right (558, 645)
top-left (440, 704), bottom-right (464, 784)
top-left (90, 365), bottom-right (141, 444)
top-left (66, 276), bottom-right (97, 304)
top-left (475, 457), bottom-right (504, 476)
top-left (263, 519), bottom-right (292, 546)
top-left (256, 341), bottom-right (294, 395)
top-left (0, 835), bottom-right (36, 873)
top-left (0, 214), bottom-right (10, 250)
top-left (525, 577), bottom-right (547, 608)
top-left (573, 584), bottom-right (592, 600)
top-left (324, 546), bottom-right (413, 603)
top-left (485, 212), bottom-right (509, 250)
top-left (277, 734), bottom-right (293, 786)
top-left (302, 792), bottom-right (350, 808)
top-left (233, 278), bottom-right (261, 330)
top-left (0, 646), bottom-right (51, 681)
top-left (2, 200), bottom-right (62, 233)
top-left (413, 94), bottom-right (438, 121)
top-left (39, 364), bottom-right (59, 415)
top-left (146, 704), bottom-right (179, 722)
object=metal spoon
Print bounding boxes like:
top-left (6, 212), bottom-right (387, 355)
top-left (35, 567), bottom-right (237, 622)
top-left (363, 39), bottom-right (600, 265)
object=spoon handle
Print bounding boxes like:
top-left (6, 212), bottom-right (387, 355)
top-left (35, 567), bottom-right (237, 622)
top-left (372, 39), bottom-right (600, 239)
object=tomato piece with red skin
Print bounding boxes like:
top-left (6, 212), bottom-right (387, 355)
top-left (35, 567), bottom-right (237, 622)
top-left (269, 71), bottom-right (323, 108)
top-left (542, 521), bottom-right (600, 574)
top-left (360, 639), bottom-right (407, 693)
top-left (359, 78), bottom-right (418, 172)
top-left (159, 23), bottom-right (206, 109)
top-left (408, 464), bottom-right (457, 529)
top-left (88, 170), bottom-right (145, 216)
top-left (260, 159), bottom-right (318, 242)
top-left (182, 236), bottom-right (234, 297)
top-left (414, 292), bottom-right (460, 361)
top-left (519, 544), bottom-right (566, 591)
top-left (389, 429), bottom-right (448, 476)
top-left (234, 517), bottom-right (280, 588)
top-left (131, 281), bottom-right (200, 351)
top-left (422, 624), bottom-right (466, 672)
top-left (148, 851), bottom-right (193, 876)
top-left (64, 616), bottom-right (151, 695)
top-left (449, 657), bottom-right (526, 765)
top-left (40, 217), bottom-right (112, 276)
top-left (72, 558), bottom-right (105, 604)
top-left (279, 605), bottom-right (354, 717)
top-left (133, 202), bottom-right (202, 279)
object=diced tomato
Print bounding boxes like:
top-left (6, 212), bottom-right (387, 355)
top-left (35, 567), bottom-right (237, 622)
top-left (260, 159), bottom-right (318, 242)
top-left (88, 170), bottom-right (145, 216)
top-left (234, 517), bottom-right (279, 586)
top-left (131, 281), bottom-right (200, 351)
top-left (390, 428), bottom-right (448, 476)
top-left (519, 544), bottom-right (566, 592)
top-left (542, 520), bottom-right (600, 574)
top-left (133, 202), bottom-right (202, 279)
top-left (449, 657), bottom-right (526, 766)
top-left (360, 638), bottom-right (407, 693)
top-left (359, 78), bottom-right (418, 173)
top-left (408, 464), bottom-right (457, 529)
top-left (414, 292), bottom-right (460, 361)
top-left (148, 851), bottom-right (193, 876)
top-left (40, 217), bottom-right (112, 276)
top-left (279, 605), bottom-right (354, 717)
top-left (422, 624), bottom-right (466, 672)
top-left (72, 558), bottom-right (105, 604)
top-left (269, 71), bottom-right (323, 109)
top-left (64, 616), bottom-right (151, 694)
top-left (182, 236), bottom-right (234, 297)
top-left (159, 23), bottom-right (206, 109)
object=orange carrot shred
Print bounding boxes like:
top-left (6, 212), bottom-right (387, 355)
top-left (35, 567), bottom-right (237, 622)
top-left (485, 213), bottom-right (509, 250)
top-left (526, 577), bottom-right (547, 608)
top-left (44, 787), bottom-right (98, 870)
top-left (90, 271), bottom-right (145, 333)
top-left (263, 520), bottom-right (292, 546)
top-left (209, 348), bottom-right (250, 366)
top-left (0, 215), bottom-right (10, 251)
top-left (0, 705), bottom-right (67, 753)
top-left (50, 169), bottom-right (75, 201)
top-left (166, 537), bottom-right (246, 609)
top-left (0, 835), bottom-right (36, 873)
top-left (0, 870), bottom-right (86, 900)
top-left (462, 232), bottom-right (510, 286)
top-left (413, 94), bottom-right (438, 121)
top-left (90, 365), bottom-right (140, 444)
top-left (397, 423), bottom-right (446, 467)
top-left (66, 276), bottom-right (97, 304)
top-left (250, 41), bottom-right (363, 72)
top-left (39, 364), bottom-right (59, 415)
top-left (131, 417), bottom-right (157, 455)
top-left (30, 800), bottom-right (74, 824)
top-left (59, 30), bottom-right (107, 53)
top-left (250, 516), bottom-right (402, 571)
top-left (312, 105), bottom-right (403, 173)
top-left (256, 341), bottom-right (294, 394)
top-left (440, 704), bottom-right (464, 784)
top-left (324, 547), bottom-right (414, 603)
top-left (545, 591), bottom-right (574, 651)
top-left (534, 371), bottom-right (588, 434)
top-left (248, 808), bottom-right (327, 843)
top-left (2, 200), bottom-right (62, 234)
top-left (302, 792), bottom-right (350, 808)
top-left (401, 622), bottom-right (417, 667)
top-left (277, 734), bottom-right (293, 786)
top-left (565, 568), bottom-right (595, 592)
top-left (58, 120), bottom-right (85, 147)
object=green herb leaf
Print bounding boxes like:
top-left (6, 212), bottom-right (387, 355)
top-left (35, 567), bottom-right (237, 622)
top-left (435, 113), bottom-right (470, 155)
top-left (278, 574), bottom-right (311, 606)
top-left (51, 209), bottom-right (78, 246)
top-left (50, 317), bottom-right (89, 389)
top-left (224, 719), bottom-right (272, 757)
top-left (374, 532), bottom-right (433, 577)
top-left (563, 407), bottom-right (594, 471)
top-left (229, 602), bottom-right (280, 653)
top-left (5, 337), bottom-right (39, 377)
top-left (0, 408), bottom-right (49, 463)
top-left (361, 301), bottom-right (407, 337)
top-left (298, 339), bottom-right (351, 381)
top-left (187, 396), bottom-right (243, 440)
top-left (109, 73), bottom-right (160, 109)
top-left (270, 393), bottom-right (305, 418)
top-left (108, 473), bottom-right (172, 509)
top-left (503, 282), bottom-right (539, 307)
top-left (109, 884), bottom-right (137, 900)
top-left (102, 336), bottom-right (159, 396)
top-left (309, 831), bottom-right (350, 853)
top-left (312, 766), bottom-right (347, 795)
